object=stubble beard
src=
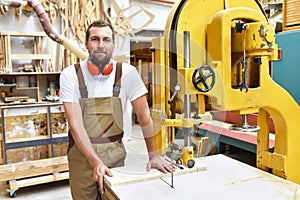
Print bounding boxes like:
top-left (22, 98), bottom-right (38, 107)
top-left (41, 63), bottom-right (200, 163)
top-left (89, 53), bottom-right (110, 73)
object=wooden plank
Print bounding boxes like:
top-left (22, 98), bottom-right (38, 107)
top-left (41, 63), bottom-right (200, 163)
top-left (197, 137), bottom-right (211, 157)
top-left (0, 32), bottom-right (47, 37)
top-left (10, 54), bottom-right (52, 60)
top-left (8, 172), bottom-right (69, 191)
top-left (6, 135), bottom-right (48, 143)
top-left (104, 159), bottom-right (206, 187)
top-left (0, 156), bottom-right (68, 181)
top-left (4, 96), bottom-right (29, 102)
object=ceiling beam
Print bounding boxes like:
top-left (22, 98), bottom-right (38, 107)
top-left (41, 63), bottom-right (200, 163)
top-left (144, 0), bottom-right (176, 5)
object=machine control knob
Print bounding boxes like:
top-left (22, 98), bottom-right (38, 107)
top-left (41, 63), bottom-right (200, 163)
top-left (149, 47), bottom-right (155, 53)
top-left (187, 159), bottom-right (195, 168)
top-left (192, 65), bottom-right (216, 92)
top-left (168, 85), bottom-right (180, 104)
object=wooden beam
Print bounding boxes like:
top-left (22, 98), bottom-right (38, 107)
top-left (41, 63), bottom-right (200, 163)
top-left (9, 172), bottom-right (69, 191)
top-left (0, 156), bottom-right (68, 182)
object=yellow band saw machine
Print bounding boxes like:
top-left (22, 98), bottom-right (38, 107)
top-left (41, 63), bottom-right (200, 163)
top-left (150, 0), bottom-right (300, 184)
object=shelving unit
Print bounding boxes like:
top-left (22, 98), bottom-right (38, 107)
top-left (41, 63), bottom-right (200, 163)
top-left (0, 32), bottom-right (67, 197)
top-left (0, 31), bottom-right (60, 105)
top-left (0, 31), bottom-right (53, 73)
top-left (0, 103), bottom-right (68, 164)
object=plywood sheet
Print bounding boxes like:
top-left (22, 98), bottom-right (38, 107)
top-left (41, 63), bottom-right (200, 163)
top-left (105, 159), bottom-right (206, 187)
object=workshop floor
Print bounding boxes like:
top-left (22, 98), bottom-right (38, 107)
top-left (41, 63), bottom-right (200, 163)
top-left (0, 180), bottom-right (71, 200)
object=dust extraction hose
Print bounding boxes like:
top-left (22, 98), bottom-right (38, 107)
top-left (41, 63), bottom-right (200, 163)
top-left (0, 0), bottom-right (88, 60)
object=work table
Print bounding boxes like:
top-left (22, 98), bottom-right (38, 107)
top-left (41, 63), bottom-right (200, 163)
top-left (106, 154), bottom-right (300, 199)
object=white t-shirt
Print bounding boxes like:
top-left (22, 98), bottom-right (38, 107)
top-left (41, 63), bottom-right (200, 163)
top-left (59, 59), bottom-right (148, 135)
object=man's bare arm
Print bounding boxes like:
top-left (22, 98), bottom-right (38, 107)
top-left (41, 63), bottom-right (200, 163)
top-left (131, 96), bottom-right (175, 173)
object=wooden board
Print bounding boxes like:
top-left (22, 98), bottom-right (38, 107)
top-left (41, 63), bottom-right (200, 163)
top-left (4, 96), bottom-right (28, 102)
top-left (0, 156), bottom-right (68, 182)
top-left (104, 158), bottom-right (206, 187)
top-left (110, 155), bottom-right (300, 200)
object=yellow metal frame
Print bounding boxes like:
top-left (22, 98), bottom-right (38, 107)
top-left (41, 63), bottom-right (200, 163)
top-left (151, 0), bottom-right (300, 184)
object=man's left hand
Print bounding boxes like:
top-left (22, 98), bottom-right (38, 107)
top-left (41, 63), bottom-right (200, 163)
top-left (146, 154), bottom-right (176, 173)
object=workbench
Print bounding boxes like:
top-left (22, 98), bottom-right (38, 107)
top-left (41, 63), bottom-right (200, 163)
top-left (106, 127), bottom-right (300, 200)
top-left (105, 154), bottom-right (300, 199)
top-left (199, 120), bottom-right (275, 153)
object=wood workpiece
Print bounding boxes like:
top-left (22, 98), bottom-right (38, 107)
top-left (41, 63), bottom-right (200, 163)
top-left (108, 154), bottom-right (300, 199)
top-left (105, 125), bottom-right (206, 188)
top-left (103, 126), bottom-right (300, 199)
top-left (105, 157), bottom-right (206, 187)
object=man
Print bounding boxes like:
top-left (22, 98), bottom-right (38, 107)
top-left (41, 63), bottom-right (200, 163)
top-left (59, 20), bottom-right (175, 200)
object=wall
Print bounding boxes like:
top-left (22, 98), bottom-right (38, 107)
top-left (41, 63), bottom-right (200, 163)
top-left (0, 9), bottom-right (43, 32)
top-left (130, 0), bottom-right (173, 31)
top-left (0, 1), bottom-right (173, 59)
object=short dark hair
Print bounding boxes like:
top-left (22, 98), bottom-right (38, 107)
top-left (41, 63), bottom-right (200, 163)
top-left (85, 19), bottom-right (115, 42)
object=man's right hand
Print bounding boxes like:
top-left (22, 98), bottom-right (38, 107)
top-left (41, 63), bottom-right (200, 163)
top-left (92, 163), bottom-right (113, 194)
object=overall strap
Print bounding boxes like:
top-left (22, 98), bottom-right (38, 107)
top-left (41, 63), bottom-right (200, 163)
top-left (74, 63), bottom-right (88, 98)
top-left (113, 62), bottom-right (122, 97)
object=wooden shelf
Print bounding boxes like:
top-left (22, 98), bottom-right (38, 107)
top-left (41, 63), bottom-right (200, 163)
top-left (53, 133), bottom-right (68, 138)
top-left (0, 31), bottom-right (47, 37)
top-left (6, 135), bottom-right (49, 144)
top-left (0, 72), bottom-right (60, 75)
top-left (10, 54), bottom-right (52, 60)
top-left (15, 86), bottom-right (38, 90)
top-left (0, 84), bottom-right (16, 87)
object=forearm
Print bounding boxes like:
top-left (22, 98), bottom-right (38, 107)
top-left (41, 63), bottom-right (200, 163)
top-left (140, 119), bottom-right (156, 158)
top-left (131, 96), bottom-right (159, 159)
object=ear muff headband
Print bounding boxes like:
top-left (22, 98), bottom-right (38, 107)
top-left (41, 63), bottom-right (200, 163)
top-left (87, 61), bottom-right (113, 76)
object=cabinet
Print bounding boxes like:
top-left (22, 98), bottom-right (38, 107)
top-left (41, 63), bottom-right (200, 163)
top-left (0, 103), bottom-right (68, 164)
top-left (0, 103), bottom-right (69, 197)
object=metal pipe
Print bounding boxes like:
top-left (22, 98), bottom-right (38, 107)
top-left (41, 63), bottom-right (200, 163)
top-left (184, 31), bottom-right (190, 118)
top-left (28, 0), bottom-right (63, 43)
top-left (28, 0), bottom-right (88, 59)
top-left (29, 0), bottom-right (88, 59)
top-left (183, 30), bottom-right (192, 147)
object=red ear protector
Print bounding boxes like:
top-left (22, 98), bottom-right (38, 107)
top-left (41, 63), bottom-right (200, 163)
top-left (87, 61), bottom-right (113, 76)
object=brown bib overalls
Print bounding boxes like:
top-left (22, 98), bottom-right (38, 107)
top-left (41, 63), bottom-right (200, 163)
top-left (68, 62), bottom-right (126, 200)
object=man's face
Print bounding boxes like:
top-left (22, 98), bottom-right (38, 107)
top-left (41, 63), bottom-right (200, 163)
top-left (85, 26), bottom-right (115, 65)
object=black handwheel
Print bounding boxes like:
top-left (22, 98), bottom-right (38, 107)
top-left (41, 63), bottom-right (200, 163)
top-left (192, 65), bottom-right (216, 92)
top-left (187, 159), bottom-right (195, 168)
